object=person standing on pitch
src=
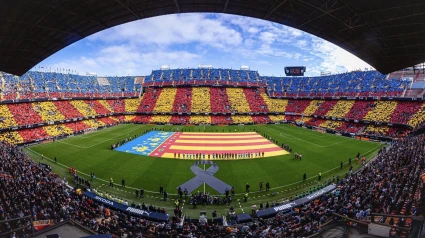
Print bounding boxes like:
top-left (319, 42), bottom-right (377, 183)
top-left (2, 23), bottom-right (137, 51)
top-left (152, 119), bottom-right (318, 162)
top-left (159, 185), bottom-right (163, 194)
top-left (109, 177), bottom-right (113, 187)
top-left (266, 182), bottom-right (270, 191)
top-left (246, 183), bottom-right (250, 193)
top-left (121, 178), bottom-right (125, 187)
top-left (303, 173), bottom-right (306, 181)
top-left (259, 182), bottom-right (263, 191)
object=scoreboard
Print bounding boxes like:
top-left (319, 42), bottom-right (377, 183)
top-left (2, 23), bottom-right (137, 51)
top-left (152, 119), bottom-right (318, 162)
top-left (285, 66), bottom-right (306, 76)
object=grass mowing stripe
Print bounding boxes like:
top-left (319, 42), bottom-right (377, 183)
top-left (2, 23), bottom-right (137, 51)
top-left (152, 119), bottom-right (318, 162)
top-left (26, 124), bottom-right (381, 218)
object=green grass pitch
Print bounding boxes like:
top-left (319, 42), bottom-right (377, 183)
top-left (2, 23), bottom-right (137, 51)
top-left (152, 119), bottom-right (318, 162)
top-left (25, 124), bottom-right (381, 217)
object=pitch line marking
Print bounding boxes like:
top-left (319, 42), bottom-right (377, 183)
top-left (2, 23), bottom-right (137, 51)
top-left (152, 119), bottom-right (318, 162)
top-left (56, 125), bottom-right (147, 149)
top-left (24, 141), bottom-right (381, 197)
top-left (269, 127), bottom-right (362, 148)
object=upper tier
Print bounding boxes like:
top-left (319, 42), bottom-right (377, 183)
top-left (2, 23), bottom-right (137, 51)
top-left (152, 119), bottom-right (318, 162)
top-left (0, 69), bottom-right (414, 101)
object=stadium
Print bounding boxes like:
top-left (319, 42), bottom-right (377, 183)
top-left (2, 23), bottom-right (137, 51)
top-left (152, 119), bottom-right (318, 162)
top-left (1, 1), bottom-right (425, 238)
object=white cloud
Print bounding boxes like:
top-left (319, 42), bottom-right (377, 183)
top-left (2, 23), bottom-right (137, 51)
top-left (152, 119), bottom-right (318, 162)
top-left (307, 37), bottom-right (372, 74)
top-left (48, 45), bottom-right (200, 76)
top-left (42, 13), bottom-right (373, 77)
top-left (89, 14), bottom-right (242, 49)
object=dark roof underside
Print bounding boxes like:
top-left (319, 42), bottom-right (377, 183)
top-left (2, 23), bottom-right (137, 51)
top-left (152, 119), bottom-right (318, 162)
top-left (1, 0), bottom-right (425, 75)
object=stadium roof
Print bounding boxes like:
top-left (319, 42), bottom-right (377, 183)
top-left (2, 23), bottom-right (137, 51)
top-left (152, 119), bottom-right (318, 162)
top-left (1, 0), bottom-right (425, 76)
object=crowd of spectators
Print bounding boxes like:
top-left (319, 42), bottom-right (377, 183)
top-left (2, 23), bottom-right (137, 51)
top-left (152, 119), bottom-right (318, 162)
top-left (1, 128), bottom-right (424, 237)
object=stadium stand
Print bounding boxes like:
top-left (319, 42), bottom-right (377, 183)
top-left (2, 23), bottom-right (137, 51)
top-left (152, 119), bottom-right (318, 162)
top-left (53, 101), bottom-right (84, 119)
top-left (33, 102), bottom-right (66, 122)
top-left (0, 69), bottom-right (422, 145)
top-left (152, 87), bottom-right (177, 113)
top-left (210, 87), bottom-right (232, 113)
top-left (325, 100), bottom-right (355, 118)
top-left (70, 100), bottom-right (97, 117)
top-left (150, 115), bottom-right (172, 124)
top-left (231, 115), bottom-right (254, 124)
top-left (190, 115), bottom-right (211, 124)
top-left (1, 131), bottom-right (422, 237)
top-left (0, 104), bottom-right (19, 129)
top-left (226, 88), bottom-right (251, 113)
top-left (363, 101), bottom-right (398, 123)
top-left (172, 87), bottom-right (192, 113)
top-left (302, 100), bottom-right (324, 117)
top-left (344, 100), bottom-right (376, 120)
top-left (243, 88), bottom-right (269, 113)
top-left (191, 87), bottom-right (211, 113)
top-left (261, 93), bottom-right (287, 113)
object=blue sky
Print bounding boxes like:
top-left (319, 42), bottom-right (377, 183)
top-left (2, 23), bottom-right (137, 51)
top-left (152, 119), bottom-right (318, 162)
top-left (38, 13), bottom-right (371, 77)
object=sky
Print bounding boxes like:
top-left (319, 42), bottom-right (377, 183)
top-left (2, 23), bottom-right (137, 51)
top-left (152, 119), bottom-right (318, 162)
top-left (37, 13), bottom-right (372, 77)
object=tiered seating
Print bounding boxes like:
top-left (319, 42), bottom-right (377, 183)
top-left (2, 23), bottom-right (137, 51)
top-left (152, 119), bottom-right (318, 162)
top-left (8, 103), bottom-right (43, 126)
top-left (0, 131), bottom-right (23, 144)
top-left (18, 127), bottom-right (48, 142)
top-left (98, 117), bottom-right (119, 125)
top-left (305, 118), bottom-right (326, 126)
top-left (337, 122), bottom-right (364, 134)
top-left (302, 100), bottom-right (324, 116)
top-left (363, 125), bottom-right (390, 136)
top-left (70, 100), bottom-right (97, 117)
top-left (251, 115), bottom-right (271, 124)
top-left (325, 100), bottom-right (355, 118)
top-left (266, 70), bottom-right (407, 97)
top-left (152, 88), bottom-right (177, 113)
top-left (44, 124), bottom-right (73, 137)
top-left (261, 93), bottom-right (287, 112)
top-left (0, 104), bottom-right (19, 129)
top-left (125, 98), bottom-right (142, 113)
top-left (145, 68), bottom-right (264, 87)
top-left (243, 88), bottom-right (269, 112)
top-left (150, 115), bottom-right (171, 124)
top-left (209, 87), bottom-right (231, 113)
top-left (226, 88), bottom-right (251, 113)
top-left (97, 100), bottom-right (114, 113)
top-left (131, 115), bottom-right (152, 123)
top-left (122, 115), bottom-right (134, 122)
top-left (65, 121), bottom-right (91, 132)
top-left (408, 103), bottom-right (425, 128)
top-left (53, 101), bottom-right (84, 119)
top-left (269, 114), bottom-right (285, 122)
top-left (189, 115), bottom-right (211, 124)
top-left (137, 88), bottom-right (162, 113)
top-left (319, 120), bottom-right (342, 130)
top-left (83, 119), bottom-right (105, 128)
top-left (33, 101), bottom-right (65, 122)
top-left (231, 115), bottom-right (253, 124)
top-left (108, 99), bottom-right (126, 113)
top-left (172, 87), bottom-right (192, 113)
top-left (191, 87), bottom-right (210, 113)
top-left (389, 101), bottom-right (423, 125)
top-left (84, 100), bottom-right (111, 115)
top-left (363, 101), bottom-right (398, 122)
top-left (170, 115), bottom-right (189, 124)
top-left (285, 99), bottom-right (311, 113)
top-left (313, 100), bottom-right (338, 116)
top-left (211, 115), bottom-right (232, 124)
top-left (344, 100), bottom-right (375, 120)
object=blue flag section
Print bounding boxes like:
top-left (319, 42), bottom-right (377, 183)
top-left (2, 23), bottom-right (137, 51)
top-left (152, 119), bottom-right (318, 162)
top-left (84, 191), bottom-right (169, 222)
top-left (114, 131), bottom-right (174, 156)
top-left (256, 185), bottom-right (336, 218)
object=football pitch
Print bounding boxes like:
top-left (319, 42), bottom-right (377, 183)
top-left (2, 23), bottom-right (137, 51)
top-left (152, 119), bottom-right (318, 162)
top-left (25, 124), bottom-right (382, 216)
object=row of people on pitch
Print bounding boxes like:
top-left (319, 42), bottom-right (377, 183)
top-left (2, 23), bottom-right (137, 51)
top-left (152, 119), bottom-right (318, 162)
top-left (110, 133), bottom-right (143, 149)
top-left (177, 151), bottom-right (266, 159)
